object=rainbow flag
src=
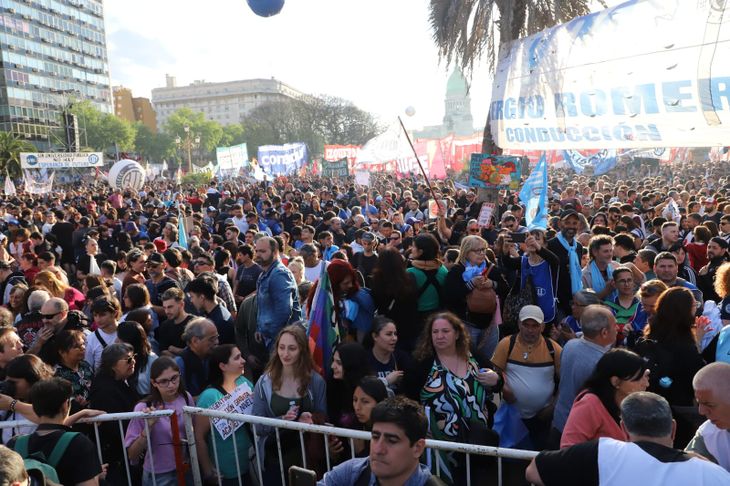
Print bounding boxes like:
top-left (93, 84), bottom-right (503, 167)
top-left (307, 263), bottom-right (338, 376)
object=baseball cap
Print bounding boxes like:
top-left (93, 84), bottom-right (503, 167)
top-left (147, 252), bottom-right (165, 265)
top-left (519, 305), bottom-right (544, 323)
top-left (705, 197), bottom-right (716, 204)
top-left (207, 206), bottom-right (217, 212)
top-left (362, 232), bottom-right (376, 243)
top-left (560, 209), bottom-right (580, 220)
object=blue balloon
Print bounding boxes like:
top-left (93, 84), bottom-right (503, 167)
top-left (247, 0), bottom-right (285, 17)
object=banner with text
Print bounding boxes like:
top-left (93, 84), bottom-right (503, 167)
top-left (321, 158), bottom-right (349, 178)
top-left (324, 145), bottom-right (360, 172)
top-left (491, 0), bottom-right (730, 149)
top-left (20, 152), bottom-right (103, 169)
top-left (257, 143), bottom-right (308, 176)
top-left (216, 143), bottom-right (248, 171)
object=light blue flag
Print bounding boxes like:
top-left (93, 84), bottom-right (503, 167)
top-left (178, 213), bottom-right (188, 250)
top-left (519, 153), bottom-right (548, 230)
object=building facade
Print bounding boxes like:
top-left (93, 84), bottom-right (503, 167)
top-left (114, 85), bottom-right (157, 132)
top-left (414, 68), bottom-right (476, 139)
top-left (151, 75), bottom-right (303, 130)
top-left (0, 0), bottom-right (113, 148)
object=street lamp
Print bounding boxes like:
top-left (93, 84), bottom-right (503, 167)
top-left (175, 125), bottom-right (200, 174)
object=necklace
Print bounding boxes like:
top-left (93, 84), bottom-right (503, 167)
top-left (522, 344), bottom-right (535, 360)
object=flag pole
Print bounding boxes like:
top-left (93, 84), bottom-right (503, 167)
top-left (397, 117), bottom-right (441, 210)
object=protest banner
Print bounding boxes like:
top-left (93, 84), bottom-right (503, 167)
top-left (208, 382), bottom-right (255, 440)
top-left (321, 158), bottom-right (349, 178)
top-left (468, 154), bottom-right (521, 190)
top-left (20, 152), bottom-right (103, 169)
top-left (257, 143), bottom-right (308, 176)
top-left (491, 1), bottom-right (730, 149)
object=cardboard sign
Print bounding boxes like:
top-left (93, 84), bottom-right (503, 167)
top-left (209, 382), bottom-right (254, 440)
top-left (478, 202), bottom-right (496, 228)
top-left (468, 154), bottom-right (521, 190)
top-left (428, 199), bottom-right (447, 218)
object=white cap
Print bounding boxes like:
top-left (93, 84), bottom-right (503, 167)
top-left (519, 305), bottom-right (544, 323)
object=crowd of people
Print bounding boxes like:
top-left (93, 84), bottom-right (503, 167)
top-left (0, 158), bottom-right (728, 485)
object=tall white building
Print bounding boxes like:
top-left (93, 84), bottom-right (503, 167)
top-left (151, 75), bottom-right (304, 130)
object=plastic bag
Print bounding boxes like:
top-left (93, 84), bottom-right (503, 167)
top-left (492, 402), bottom-right (529, 448)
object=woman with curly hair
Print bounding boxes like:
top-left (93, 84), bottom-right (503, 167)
top-left (404, 312), bottom-right (500, 484)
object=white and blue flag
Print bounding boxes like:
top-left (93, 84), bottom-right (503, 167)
top-left (519, 153), bottom-right (548, 230)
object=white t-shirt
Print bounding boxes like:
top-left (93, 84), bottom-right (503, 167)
top-left (85, 327), bottom-right (118, 371)
top-left (304, 260), bottom-right (326, 283)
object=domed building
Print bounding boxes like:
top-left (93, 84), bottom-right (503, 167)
top-left (415, 68), bottom-right (476, 138)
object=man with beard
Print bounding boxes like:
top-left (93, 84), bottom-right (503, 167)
top-left (697, 237), bottom-right (729, 303)
top-left (548, 210), bottom-right (585, 318)
top-left (253, 237), bottom-right (301, 350)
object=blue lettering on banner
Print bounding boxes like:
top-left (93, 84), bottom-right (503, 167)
top-left (505, 124), bottom-right (662, 144)
top-left (491, 77), bottom-right (730, 122)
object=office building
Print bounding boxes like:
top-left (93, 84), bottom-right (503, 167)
top-left (114, 85), bottom-right (157, 132)
top-left (151, 75), bottom-right (303, 130)
top-left (0, 0), bottom-right (113, 148)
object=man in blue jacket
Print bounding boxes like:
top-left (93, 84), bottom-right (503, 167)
top-left (254, 236), bottom-right (301, 349)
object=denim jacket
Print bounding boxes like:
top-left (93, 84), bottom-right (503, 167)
top-left (256, 259), bottom-right (301, 340)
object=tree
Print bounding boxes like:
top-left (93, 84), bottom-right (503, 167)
top-left (67, 100), bottom-right (137, 153)
top-left (0, 132), bottom-right (36, 178)
top-left (220, 123), bottom-right (246, 148)
top-left (428, 0), bottom-right (601, 152)
top-left (242, 95), bottom-right (380, 156)
top-left (134, 124), bottom-right (175, 164)
top-left (164, 109), bottom-right (224, 167)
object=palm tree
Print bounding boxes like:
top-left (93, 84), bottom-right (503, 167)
top-left (0, 132), bottom-right (36, 179)
top-left (429, 0), bottom-right (602, 153)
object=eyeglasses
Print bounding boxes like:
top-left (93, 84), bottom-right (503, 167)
top-left (154, 374), bottom-right (180, 387)
top-left (121, 355), bottom-right (136, 365)
top-left (468, 228), bottom-right (480, 233)
top-left (41, 311), bottom-right (62, 320)
top-left (471, 248), bottom-right (487, 253)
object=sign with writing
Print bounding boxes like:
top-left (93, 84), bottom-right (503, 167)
top-left (491, 1), bottom-right (730, 149)
top-left (209, 383), bottom-right (255, 440)
top-left (216, 143), bottom-right (249, 171)
top-left (257, 143), bottom-right (308, 176)
top-left (468, 154), bottom-right (521, 190)
top-left (428, 199), bottom-right (447, 218)
top-left (354, 169), bottom-right (370, 186)
top-left (20, 152), bottom-right (103, 169)
top-left (478, 202), bottom-right (496, 228)
top-left (321, 158), bottom-right (349, 178)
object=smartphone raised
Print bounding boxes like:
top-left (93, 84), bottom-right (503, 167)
top-left (510, 232), bottom-right (527, 243)
top-left (289, 466), bottom-right (317, 486)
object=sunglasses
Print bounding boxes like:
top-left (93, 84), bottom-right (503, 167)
top-left (121, 355), bottom-right (136, 365)
top-left (468, 228), bottom-right (480, 233)
top-left (41, 311), bottom-right (62, 320)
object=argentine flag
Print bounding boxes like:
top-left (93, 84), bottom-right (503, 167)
top-left (519, 153), bottom-right (548, 230)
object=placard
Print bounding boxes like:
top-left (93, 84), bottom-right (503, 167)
top-left (354, 170), bottom-right (370, 186)
top-left (478, 202), bottom-right (496, 228)
top-left (428, 199), bottom-right (447, 218)
top-left (209, 382), bottom-right (254, 440)
top-left (468, 154), bottom-right (521, 190)
top-left (321, 158), bottom-right (349, 178)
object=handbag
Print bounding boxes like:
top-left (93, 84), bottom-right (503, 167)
top-left (466, 263), bottom-right (498, 314)
top-left (502, 274), bottom-right (536, 330)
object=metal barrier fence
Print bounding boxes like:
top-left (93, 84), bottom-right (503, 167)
top-left (0, 410), bottom-right (176, 486)
top-left (0, 409), bottom-right (538, 486)
top-left (182, 406), bottom-right (538, 486)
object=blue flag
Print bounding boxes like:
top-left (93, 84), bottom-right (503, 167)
top-left (519, 153), bottom-right (548, 230)
top-left (178, 213), bottom-right (188, 250)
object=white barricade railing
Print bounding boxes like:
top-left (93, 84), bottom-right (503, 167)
top-left (182, 406), bottom-right (538, 486)
top-left (0, 410), bottom-right (176, 486)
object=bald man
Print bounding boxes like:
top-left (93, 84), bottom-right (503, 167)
top-left (686, 362), bottom-right (730, 472)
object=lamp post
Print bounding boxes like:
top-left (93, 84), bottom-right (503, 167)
top-left (175, 125), bottom-right (200, 174)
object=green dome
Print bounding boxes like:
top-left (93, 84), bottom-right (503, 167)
top-left (446, 68), bottom-right (468, 95)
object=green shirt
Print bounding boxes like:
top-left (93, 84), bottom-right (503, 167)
top-left (407, 265), bottom-right (447, 312)
top-left (196, 376), bottom-right (253, 479)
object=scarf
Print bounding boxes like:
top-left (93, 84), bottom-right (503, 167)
top-left (462, 261), bottom-right (487, 282)
top-left (589, 260), bottom-right (614, 297)
top-left (557, 232), bottom-right (583, 295)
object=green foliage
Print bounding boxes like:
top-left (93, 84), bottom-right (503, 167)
top-left (242, 95), bottom-right (380, 156)
top-left (134, 124), bottom-right (175, 163)
top-left (164, 108), bottom-right (224, 161)
top-left (68, 100), bottom-right (137, 152)
top-left (181, 170), bottom-right (213, 186)
top-left (0, 132), bottom-right (37, 178)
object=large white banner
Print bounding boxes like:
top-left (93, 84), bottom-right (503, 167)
top-left (215, 143), bottom-right (248, 171)
top-left (20, 152), bottom-right (103, 169)
top-left (491, 0), bottom-right (730, 150)
top-left (355, 122), bottom-right (413, 166)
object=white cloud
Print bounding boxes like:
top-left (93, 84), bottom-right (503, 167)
top-left (104, 0), bottom-right (493, 132)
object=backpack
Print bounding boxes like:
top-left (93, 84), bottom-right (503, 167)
top-left (466, 263), bottom-right (498, 315)
top-left (415, 270), bottom-right (443, 305)
top-left (13, 432), bottom-right (78, 485)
